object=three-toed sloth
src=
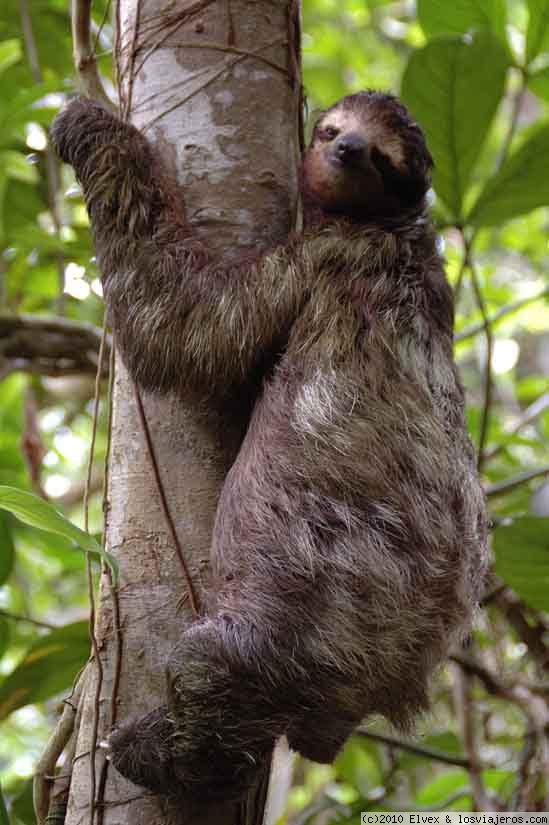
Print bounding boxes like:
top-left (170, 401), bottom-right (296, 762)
top-left (52, 90), bottom-right (488, 804)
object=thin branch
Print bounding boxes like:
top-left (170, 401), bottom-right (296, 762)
top-left (485, 467), bottom-right (549, 497)
top-left (56, 466), bottom-right (104, 509)
top-left (355, 728), bottom-right (473, 769)
top-left (133, 386), bottom-right (201, 618)
top-left (456, 286), bottom-right (549, 343)
top-left (453, 664), bottom-right (490, 811)
top-left (468, 260), bottom-right (494, 473)
top-left (495, 589), bottom-right (549, 672)
top-left (0, 314), bottom-right (109, 379)
top-left (0, 609), bottom-right (57, 631)
top-left (71, 0), bottom-right (114, 108)
top-left (453, 652), bottom-right (549, 808)
top-left (33, 669), bottom-right (87, 824)
top-left (83, 325), bottom-right (109, 825)
top-left (96, 340), bottom-right (122, 825)
top-left (451, 652), bottom-right (520, 699)
top-left (483, 392), bottom-right (549, 462)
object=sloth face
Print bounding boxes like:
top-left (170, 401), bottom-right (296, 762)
top-left (302, 91), bottom-right (433, 220)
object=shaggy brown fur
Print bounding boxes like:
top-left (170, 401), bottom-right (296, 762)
top-left (52, 90), bottom-right (488, 803)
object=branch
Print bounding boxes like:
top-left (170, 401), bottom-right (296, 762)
top-left (455, 286), bottom-right (549, 344)
top-left (0, 314), bottom-right (110, 379)
top-left (355, 728), bottom-right (473, 769)
top-left (495, 589), bottom-right (549, 672)
top-left (71, 0), bottom-right (114, 108)
top-left (34, 670), bottom-right (87, 824)
top-left (452, 663), bottom-right (490, 811)
top-left (469, 260), bottom-right (494, 473)
top-left (485, 467), bottom-right (549, 497)
top-left (0, 609), bottom-right (57, 630)
top-left (56, 465), bottom-right (104, 508)
top-left (482, 392), bottom-right (549, 462)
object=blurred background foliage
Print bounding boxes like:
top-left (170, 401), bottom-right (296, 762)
top-left (0, 0), bottom-right (548, 821)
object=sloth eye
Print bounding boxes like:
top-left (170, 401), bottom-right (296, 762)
top-left (321, 126), bottom-right (339, 141)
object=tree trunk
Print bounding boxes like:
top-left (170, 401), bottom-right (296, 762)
top-left (64, 2), bottom-right (301, 824)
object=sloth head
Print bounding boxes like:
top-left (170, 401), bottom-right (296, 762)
top-left (301, 91), bottom-right (433, 223)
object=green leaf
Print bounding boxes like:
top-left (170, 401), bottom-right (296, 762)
top-left (418, 0), bottom-right (507, 41)
top-left (0, 782), bottom-right (8, 825)
top-left (528, 65), bottom-right (549, 101)
top-left (493, 517), bottom-right (549, 611)
top-left (0, 486), bottom-right (118, 580)
top-left (401, 32), bottom-right (509, 220)
top-left (526, 0), bottom-right (549, 65)
top-left (0, 80), bottom-right (60, 136)
top-left (336, 738), bottom-right (382, 791)
top-left (0, 151), bottom-right (38, 184)
top-left (0, 512), bottom-right (14, 585)
top-left (0, 39), bottom-right (22, 77)
top-left (415, 768), bottom-right (470, 804)
top-left (0, 621), bottom-right (89, 719)
top-left (468, 122), bottom-right (549, 225)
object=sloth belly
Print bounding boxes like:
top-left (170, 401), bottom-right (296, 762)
top-left (210, 343), bottom-right (480, 616)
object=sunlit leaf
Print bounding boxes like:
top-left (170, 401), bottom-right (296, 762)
top-left (0, 486), bottom-right (118, 579)
top-left (418, 0), bottom-right (507, 40)
top-left (0, 621), bottom-right (89, 719)
top-left (336, 738), bottom-right (382, 791)
top-left (0, 39), bottom-right (22, 77)
top-left (526, 0), bottom-right (549, 64)
top-left (0, 151), bottom-right (38, 184)
top-left (468, 122), bottom-right (549, 225)
top-left (401, 32), bottom-right (509, 220)
top-left (493, 517), bottom-right (549, 610)
top-left (415, 768), bottom-right (470, 804)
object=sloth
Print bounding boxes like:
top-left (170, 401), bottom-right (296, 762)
top-left (52, 90), bottom-right (488, 804)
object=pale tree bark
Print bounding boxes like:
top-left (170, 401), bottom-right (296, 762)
top-left (62, 2), bottom-right (302, 824)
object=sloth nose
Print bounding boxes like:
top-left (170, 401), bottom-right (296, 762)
top-left (334, 134), bottom-right (368, 164)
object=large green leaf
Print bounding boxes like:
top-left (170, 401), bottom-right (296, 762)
top-left (0, 621), bottom-right (89, 719)
top-left (0, 486), bottom-right (118, 579)
top-left (468, 122), bottom-right (549, 225)
top-left (526, 0), bottom-right (549, 65)
top-left (401, 32), bottom-right (509, 220)
top-left (0, 512), bottom-right (14, 585)
top-left (418, 0), bottom-right (507, 41)
top-left (493, 517), bottom-right (549, 611)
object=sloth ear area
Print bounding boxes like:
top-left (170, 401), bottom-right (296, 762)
top-left (307, 108), bottom-right (328, 142)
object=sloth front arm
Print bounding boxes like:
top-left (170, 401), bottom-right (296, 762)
top-left (52, 99), bottom-right (306, 398)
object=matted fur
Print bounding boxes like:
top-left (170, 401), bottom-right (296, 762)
top-left (52, 91), bottom-right (488, 803)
